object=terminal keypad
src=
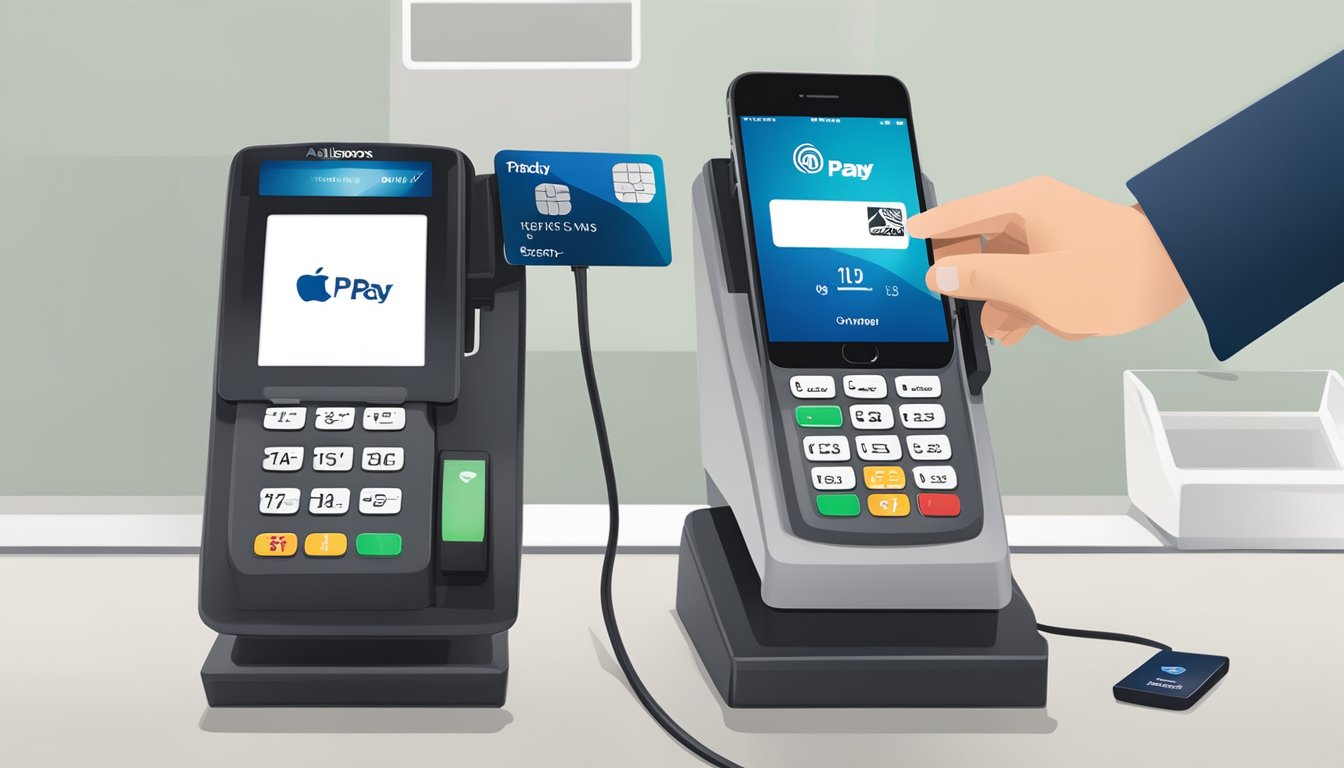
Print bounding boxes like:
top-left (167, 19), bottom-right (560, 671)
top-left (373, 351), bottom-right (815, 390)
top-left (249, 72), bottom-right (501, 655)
top-left (230, 403), bottom-right (433, 574)
top-left (775, 369), bottom-right (979, 541)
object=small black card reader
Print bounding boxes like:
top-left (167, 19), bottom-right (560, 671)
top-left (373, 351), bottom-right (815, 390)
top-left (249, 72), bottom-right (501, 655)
top-left (1113, 650), bottom-right (1229, 710)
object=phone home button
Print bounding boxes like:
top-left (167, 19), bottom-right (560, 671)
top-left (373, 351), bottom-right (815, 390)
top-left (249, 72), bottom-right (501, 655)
top-left (841, 343), bottom-right (879, 365)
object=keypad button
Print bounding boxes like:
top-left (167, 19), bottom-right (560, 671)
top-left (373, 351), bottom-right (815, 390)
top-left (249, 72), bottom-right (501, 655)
top-left (863, 466), bottom-right (906, 490)
top-left (913, 465), bottom-right (958, 490)
top-left (308, 488), bottom-right (351, 515)
top-left (363, 407), bottom-right (406, 431)
top-left (258, 488), bottom-right (301, 515)
top-left (855, 436), bottom-right (902, 461)
top-left (842, 375), bottom-right (888, 399)
top-left (816, 494), bottom-right (860, 517)
top-left (899, 403), bottom-right (945, 429)
top-left (356, 532), bottom-right (403, 557)
top-left (849, 404), bottom-right (894, 430)
top-left (895, 376), bottom-right (942, 398)
top-left (314, 407), bottom-right (356, 431)
top-left (359, 488), bottom-right (403, 515)
top-left (312, 446), bottom-right (354, 472)
top-left (253, 533), bottom-right (297, 557)
top-left (362, 447), bottom-right (405, 472)
top-left (868, 493), bottom-right (911, 517)
top-left (304, 532), bottom-right (347, 557)
top-left (262, 447), bottom-right (303, 472)
top-left (795, 405), bottom-right (843, 428)
top-left (918, 493), bottom-right (961, 517)
top-left (789, 375), bottom-right (836, 399)
top-left (802, 436), bottom-right (850, 462)
top-left (906, 435), bottom-right (952, 461)
top-left (811, 466), bottom-right (856, 491)
top-left (263, 407), bottom-right (306, 430)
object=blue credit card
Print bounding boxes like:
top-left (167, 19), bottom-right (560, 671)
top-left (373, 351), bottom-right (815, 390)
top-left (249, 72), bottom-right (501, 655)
top-left (494, 150), bottom-right (672, 267)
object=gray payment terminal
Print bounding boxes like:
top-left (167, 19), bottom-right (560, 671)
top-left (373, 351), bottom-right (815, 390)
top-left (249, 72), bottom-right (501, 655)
top-left (675, 159), bottom-right (1048, 708)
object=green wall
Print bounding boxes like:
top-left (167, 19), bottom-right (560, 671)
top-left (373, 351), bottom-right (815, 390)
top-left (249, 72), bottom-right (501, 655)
top-left (2, 0), bottom-right (1341, 501)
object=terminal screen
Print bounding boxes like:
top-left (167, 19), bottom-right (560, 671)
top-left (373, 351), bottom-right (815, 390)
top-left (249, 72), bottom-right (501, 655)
top-left (256, 214), bottom-right (427, 367)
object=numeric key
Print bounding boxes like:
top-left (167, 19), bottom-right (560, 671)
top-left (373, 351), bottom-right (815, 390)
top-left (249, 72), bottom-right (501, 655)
top-left (810, 466), bottom-right (856, 490)
top-left (314, 407), bottom-right (355, 431)
top-left (312, 447), bottom-right (353, 472)
top-left (894, 376), bottom-right (941, 398)
top-left (849, 404), bottom-right (894, 430)
top-left (898, 403), bottom-right (945, 429)
top-left (906, 435), bottom-right (952, 460)
top-left (842, 375), bottom-right (887, 399)
top-left (913, 465), bottom-right (958, 490)
top-left (261, 447), bottom-right (303, 472)
top-left (363, 408), bottom-right (406, 431)
top-left (802, 436), bottom-right (850, 462)
top-left (263, 407), bottom-right (306, 430)
top-left (362, 447), bottom-right (405, 472)
top-left (359, 488), bottom-right (403, 515)
top-left (855, 436), bottom-right (901, 461)
top-left (308, 488), bottom-right (351, 515)
top-left (789, 376), bottom-right (835, 399)
top-left (258, 488), bottom-right (300, 515)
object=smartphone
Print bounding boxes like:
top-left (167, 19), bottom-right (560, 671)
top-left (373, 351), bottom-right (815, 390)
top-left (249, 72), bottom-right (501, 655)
top-left (728, 72), bottom-right (982, 545)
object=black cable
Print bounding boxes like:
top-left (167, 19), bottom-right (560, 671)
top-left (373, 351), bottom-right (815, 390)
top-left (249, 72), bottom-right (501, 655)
top-left (1036, 623), bottom-right (1172, 652)
top-left (571, 266), bottom-right (745, 768)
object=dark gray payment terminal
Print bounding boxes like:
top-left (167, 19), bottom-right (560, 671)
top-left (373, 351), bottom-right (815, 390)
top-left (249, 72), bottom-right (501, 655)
top-left (198, 143), bottom-right (525, 706)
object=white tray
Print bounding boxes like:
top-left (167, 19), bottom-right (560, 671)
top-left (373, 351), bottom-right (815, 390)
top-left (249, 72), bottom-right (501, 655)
top-left (1124, 370), bottom-right (1344, 550)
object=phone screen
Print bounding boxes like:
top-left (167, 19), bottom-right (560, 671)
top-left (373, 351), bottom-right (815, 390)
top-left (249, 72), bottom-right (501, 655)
top-left (737, 115), bottom-right (947, 345)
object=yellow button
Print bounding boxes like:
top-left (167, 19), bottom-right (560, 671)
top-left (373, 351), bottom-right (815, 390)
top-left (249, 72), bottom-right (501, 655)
top-left (868, 494), bottom-right (911, 517)
top-left (253, 532), bottom-right (298, 557)
top-left (304, 532), bottom-right (348, 557)
top-left (863, 466), bottom-right (906, 490)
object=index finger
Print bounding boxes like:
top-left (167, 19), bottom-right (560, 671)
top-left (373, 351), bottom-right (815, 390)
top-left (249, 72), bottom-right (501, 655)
top-left (908, 179), bottom-right (1041, 240)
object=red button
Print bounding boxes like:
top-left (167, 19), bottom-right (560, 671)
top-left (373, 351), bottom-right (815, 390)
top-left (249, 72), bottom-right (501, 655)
top-left (918, 493), bottom-right (961, 517)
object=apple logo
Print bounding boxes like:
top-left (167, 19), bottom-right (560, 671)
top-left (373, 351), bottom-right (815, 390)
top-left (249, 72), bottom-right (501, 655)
top-left (295, 267), bottom-right (331, 302)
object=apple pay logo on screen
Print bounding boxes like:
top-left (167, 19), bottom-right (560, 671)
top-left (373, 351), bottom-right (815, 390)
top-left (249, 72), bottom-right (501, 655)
top-left (295, 268), bottom-right (394, 303)
top-left (257, 214), bottom-right (427, 367)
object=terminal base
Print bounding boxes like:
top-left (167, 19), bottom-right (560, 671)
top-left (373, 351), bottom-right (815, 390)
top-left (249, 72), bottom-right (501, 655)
top-left (202, 632), bottom-right (508, 707)
top-left (676, 507), bottom-right (1048, 708)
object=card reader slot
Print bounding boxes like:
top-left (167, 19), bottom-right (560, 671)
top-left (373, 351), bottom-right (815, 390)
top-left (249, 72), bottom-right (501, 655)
top-left (956, 299), bottom-right (991, 396)
top-left (705, 159), bottom-right (750, 295)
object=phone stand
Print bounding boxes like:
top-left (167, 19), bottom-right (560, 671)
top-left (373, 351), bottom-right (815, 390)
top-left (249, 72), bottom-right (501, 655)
top-left (677, 507), bottom-right (1046, 707)
top-left (678, 159), bottom-right (1047, 707)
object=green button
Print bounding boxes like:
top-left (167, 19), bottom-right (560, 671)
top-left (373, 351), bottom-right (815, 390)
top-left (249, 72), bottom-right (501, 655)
top-left (816, 494), bottom-right (861, 517)
top-left (355, 533), bottom-right (402, 557)
top-left (441, 458), bottom-right (487, 543)
top-left (795, 405), bottom-right (843, 428)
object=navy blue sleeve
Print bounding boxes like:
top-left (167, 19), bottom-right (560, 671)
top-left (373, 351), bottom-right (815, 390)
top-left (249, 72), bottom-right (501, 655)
top-left (1127, 50), bottom-right (1344, 361)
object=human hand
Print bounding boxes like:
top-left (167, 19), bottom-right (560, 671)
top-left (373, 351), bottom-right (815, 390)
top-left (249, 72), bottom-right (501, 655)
top-left (908, 177), bottom-right (1188, 345)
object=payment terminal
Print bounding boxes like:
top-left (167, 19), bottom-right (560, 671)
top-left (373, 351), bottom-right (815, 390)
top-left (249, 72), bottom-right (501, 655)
top-left (198, 143), bottom-right (524, 706)
top-left (676, 74), bottom-right (1047, 708)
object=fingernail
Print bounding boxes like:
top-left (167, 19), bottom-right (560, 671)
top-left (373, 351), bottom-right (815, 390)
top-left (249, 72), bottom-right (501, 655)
top-left (934, 266), bottom-right (960, 293)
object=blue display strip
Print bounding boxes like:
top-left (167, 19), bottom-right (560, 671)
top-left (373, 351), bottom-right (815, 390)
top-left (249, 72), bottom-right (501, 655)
top-left (259, 160), bottom-right (432, 198)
